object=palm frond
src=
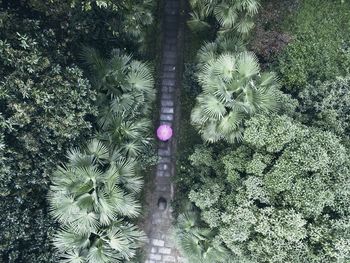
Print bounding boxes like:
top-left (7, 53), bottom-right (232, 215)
top-left (115, 158), bottom-right (143, 194)
top-left (201, 122), bottom-right (222, 143)
top-left (80, 46), bottom-right (107, 78)
top-left (66, 148), bottom-right (94, 168)
top-left (236, 52), bottom-right (260, 78)
top-left (214, 4), bottom-right (238, 28)
top-left (114, 193), bottom-right (141, 218)
top-left (212, 53), bottom-right (236, 81)
top-left (127, 61), bottom-right (154, 94)
top-left (191, 106), bottom-right (209, 126)
top-left (187, 12), bottom-right (211, 32)
top-left (86, 245), bottom-right (112, 263)
top-left (86, 139), bottom-right (110, 162)
top-left (198, 94), bottom-right (226, 120)
top-left (236, 17), bottom-right (255, 34)
top-left (48, 192), bottom-right (80, 224)
top-left (53, 228), bottom-right (90, 252)
top-left (60, 249), bottom-right (85, 263)
top-left (70, 211), bottom-right (100, 235)
top-left (218, 111), bottom-right (243, 134)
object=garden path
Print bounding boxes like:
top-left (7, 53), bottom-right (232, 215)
top-left (143, 0), bottom-right (185, 262)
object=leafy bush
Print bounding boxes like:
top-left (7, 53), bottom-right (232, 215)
top-left (277, 0), bottom-right (350, 91)
top-left (0, 19), bottom-right (97, 262)
top-left (187, 114), bottom-right (350, 262)
top-left (298, 76), bottom-right (350, 146)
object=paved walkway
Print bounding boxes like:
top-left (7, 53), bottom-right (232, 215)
top-left (143, 0), bottom-right (184, 262)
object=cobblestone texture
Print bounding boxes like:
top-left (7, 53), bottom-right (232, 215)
top-left (144, 0), bottom-right (184, 262)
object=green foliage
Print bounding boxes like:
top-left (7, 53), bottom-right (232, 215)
top-left (81, 47), bottom-right (156, 163)
top-left (48, 50), bottom-right (155, 262)
top-left (27, 0), bottom-right (155, 48)
top-left (277, 0), bottom-right (350, 91)
top-left (186, 114), bottom-right (350, 262)
top-left (298, 76), bottom-right (350, 146)
top-left (191, 49), bottom-right (279, 143)
top-left (173, 207), bottom-right (233, 263)
top-left (0, 18), bottom-right (96, 262)
top-left (188, 0), bottom-right (260, 35)
top-left (49, 140), bottom-right (145, 263)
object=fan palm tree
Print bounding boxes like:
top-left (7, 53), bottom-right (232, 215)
top-left (197, 35), bottom-right (246, 66)
top-left (48, 139), bottom-right (145, 263)
top-left (81, 47), bottom-right (155, 158)
top-left (191, 51), bottom-right (279, 143)
top-left (188, 0), bottom-right (260, 35)
top-left (173, 210), bottom-right (232, 263)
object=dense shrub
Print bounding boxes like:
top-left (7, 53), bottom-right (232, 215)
top-left (298, 76), bottom-right (350, 146)
top-left (276, 0), bottom-right (350, 91)
top-left (187, 114), bottom-right (350, 262)
top-left (0, 17), bottom-right (97, 262)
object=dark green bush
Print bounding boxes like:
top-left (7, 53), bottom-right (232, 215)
top-left (277, 0), bottom-right (350, 91)
top-left (0, 16), bottom-right (97, 262)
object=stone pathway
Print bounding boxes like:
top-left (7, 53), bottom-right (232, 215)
top-left (143, 0), bottom-right (184, 262)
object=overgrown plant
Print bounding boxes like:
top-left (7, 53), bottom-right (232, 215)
top-left (49, 139), bottom-right (145, 263)
top-left (191, 50), bottom-right (279, 143)
top-left (188, 0), bottom-right (260, 35)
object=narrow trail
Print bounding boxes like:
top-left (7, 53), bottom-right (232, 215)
top-left (143, 0), bottom-right (185, 262)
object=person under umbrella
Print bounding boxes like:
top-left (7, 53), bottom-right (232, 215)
top-left (157, 124), bottom-right (173, 142)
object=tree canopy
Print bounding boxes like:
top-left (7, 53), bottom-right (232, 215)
top-left (187, 114), bottom-right (350, 262)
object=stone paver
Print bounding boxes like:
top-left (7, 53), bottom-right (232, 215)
top-left (144, 0), bottom-right (183, 262)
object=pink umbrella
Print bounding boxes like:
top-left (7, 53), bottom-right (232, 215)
top-left (157, 124), bottom-right (173, 141)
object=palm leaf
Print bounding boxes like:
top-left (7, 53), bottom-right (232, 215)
top-left (71, 211), bottom-right (99, 235)
top-left (60, 249), bottom-right (85, 263)
top-left (66, 148), bottom-right (94, 168)
top-left (127, 61), bottom-right (154, 93)
top-left (53, 228), bottom-right (90, 252)
top-left (86, 139), bottom-right (109, 162)
top-left (115, 158), bottom-right (143, 194)
top-left (236, 17), bottom-right (255, 34)
top-left (214, 4), bottom-right (238, 28)
top-left (201, 121), bottom-right (222, 143)
top-left (86, 245), bottom-right (112, 263)
top-left (236, 52), bottom-right (260, 78)
top-left (187, 12), bottom-right (211, 32)
top-left (212, 54), bottom-right (236, 81)
top-left (198, 94), bottom-right (226, 120)
top-left (218, 111), bottom-right (243, 134)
